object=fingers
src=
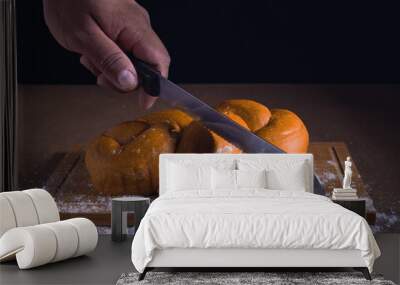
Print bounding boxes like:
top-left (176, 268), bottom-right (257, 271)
top-left (137, 88), bottom-right (158, 109)
top-left (97, 74), bottom-right (117, 91)
top-left (80, 56), bottom-right (101, 76)
top-left (96, 74), bottom-right (156, 109)
top-left (73, 19), bottom-right (138, 92)
top-left (82, 56), bottom-right (156, 110)
top-left (96, 74), bottom-right (157, 109)
top-left (81, 54), bottom-right (156, 110)
top-left (131, 28), bottom-right (171, 78)
top-left (116, 4), bottom-right (170, 78)
top-left (82, 55), bottom-right (128, 93)
top-left (72, 3), bottom-right (170, 110)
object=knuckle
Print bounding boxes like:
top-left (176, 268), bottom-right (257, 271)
top-left (64, 18), bottom-right (97, 50)
top-left (65, 28), bottom-right (91, 50)
top-left (132, 7), bottom-right (151, 30)
top-left (141, 9), bottom-right (151, 24)
top-left (129, 23), bottom-right (150, 47)
top-left (100, 52), bottom-right (125, 73)
top-left (160, 54), bottom-right (171, 72)
top-left (135, 5), bottom-right (151, 23)
top-left (164, 54), bottom-right (171, 66)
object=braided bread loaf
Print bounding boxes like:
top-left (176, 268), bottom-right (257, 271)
top-left (85, 99), bottom-right (308, 196)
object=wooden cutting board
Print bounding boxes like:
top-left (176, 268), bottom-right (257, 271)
top-left (45, 142), bottom-right (376, 225)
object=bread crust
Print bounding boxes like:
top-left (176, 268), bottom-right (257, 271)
top-left (256, 109), bottom-right (309, 153)
top-left (85, 100), bottom-right (309, 196)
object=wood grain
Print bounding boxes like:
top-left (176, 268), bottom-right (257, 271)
top-left (45, 142), bottom-right (376, 225)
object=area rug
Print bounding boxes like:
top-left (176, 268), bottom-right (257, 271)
top-left (116, 272), bottom-right (396, 285)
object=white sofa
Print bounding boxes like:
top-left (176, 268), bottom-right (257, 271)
top-left (0, 189), bottom-right (98, 269)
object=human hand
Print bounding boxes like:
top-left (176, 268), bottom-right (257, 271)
top-left (43, 0), bottom-right (170, 109)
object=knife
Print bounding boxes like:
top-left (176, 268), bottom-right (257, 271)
top-left (130, 55), bottom-right (324, 195)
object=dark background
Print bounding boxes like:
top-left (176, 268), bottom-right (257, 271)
top-left (17, 1), bottom-right (400, 84)
top-left (14, 1), bottom-right (400, 232)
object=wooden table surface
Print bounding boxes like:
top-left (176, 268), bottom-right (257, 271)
top-left (46, 141), bottom-right (376, 225)
top-left (17, 84), bottom-right (400, 232)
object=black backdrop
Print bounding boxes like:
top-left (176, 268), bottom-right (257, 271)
top-left (17, 1), bottom-right (400, 84)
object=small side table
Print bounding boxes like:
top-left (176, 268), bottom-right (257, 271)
top-left (332, 199), bottom-right (366, 218)
top-left (112, 196), bottom-right (150, 242)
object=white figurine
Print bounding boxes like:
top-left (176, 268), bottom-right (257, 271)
top-left (342, 156), bottom-right (352, 189)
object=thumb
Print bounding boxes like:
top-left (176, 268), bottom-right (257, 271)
top-left (74, 22), bottom-right (138, 92)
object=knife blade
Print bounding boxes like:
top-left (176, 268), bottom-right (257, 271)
top-left (130, 55), bottom-right (324, 195)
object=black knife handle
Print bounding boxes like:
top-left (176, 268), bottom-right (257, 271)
top-left (127, 53), bottom-right (161, 97)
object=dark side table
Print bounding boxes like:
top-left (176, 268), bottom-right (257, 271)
top-left (332, 199), bottom-right (366, 218)
top-left (111, 196), bottom-right (150, 242)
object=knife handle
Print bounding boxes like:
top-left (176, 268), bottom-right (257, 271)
top-left (127, 53), bottom-right (161, 97)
